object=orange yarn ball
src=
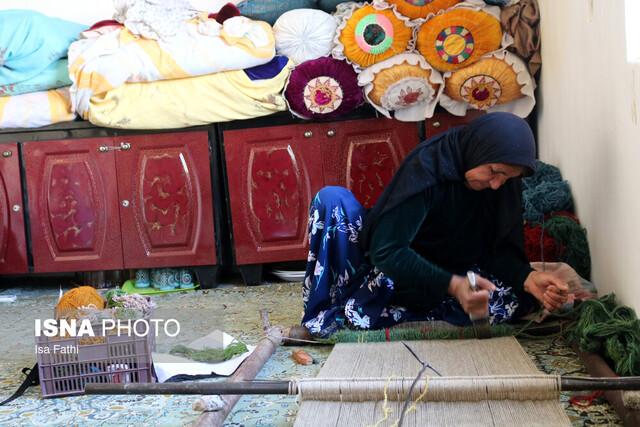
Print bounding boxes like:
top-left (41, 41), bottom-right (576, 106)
top-left (56, 286), bottom-right (105, 317)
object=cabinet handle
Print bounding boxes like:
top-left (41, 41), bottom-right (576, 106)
top-left (121, 200), bottom-right (130, 208)
top-left (2, 150), bottom-right (12, 158)
top-left (98, 143), bottom-right (132, 153)
top-left (303, 130), bottom-right (313, 138)
top-left (432, 121), bottom-right (441, 128)
top-left (12, 205), bottom-right (20, 212)
top-left (327, 129), bottom-right (336, 138)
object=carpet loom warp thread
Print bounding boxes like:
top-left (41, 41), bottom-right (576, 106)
top-left (567, 294), bottom-right (640, 376)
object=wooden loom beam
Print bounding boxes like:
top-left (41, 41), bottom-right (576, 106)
top-left (193, 310), bottom-right (281, 427)
top-left (85, 376), bottom-right (640, 395)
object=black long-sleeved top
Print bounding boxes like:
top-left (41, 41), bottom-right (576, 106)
top-left (369, 181), bottom-right (533, 311)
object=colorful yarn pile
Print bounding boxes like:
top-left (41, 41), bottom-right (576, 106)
top-left (522, 161), bottom-right (591, 279)
top-left (566, 294), bottom-right (640, 376)
top-left (56, 286), bottom-right (105, 317)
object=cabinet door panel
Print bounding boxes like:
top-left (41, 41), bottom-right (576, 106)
top-left (24, 139), bottom-right (122, 272)
top-left (224, 124), bottom-right (323, 264)
top-left (116, 132), bottom-right (216, 268)
top-left (322, 119), bottom-right (420, 208)
top-left (0, 144), bottom-right (28, 273)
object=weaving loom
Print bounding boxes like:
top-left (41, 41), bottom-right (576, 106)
top-left (294, 337), bottom-right (571, 426)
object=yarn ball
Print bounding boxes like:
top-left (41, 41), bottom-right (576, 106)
top-left (284, 57), bottom-right (363, 120)
top-left (522, 180), bottom-right (574, 223)
top-left (56, 286), bottom-right (106, 317)
top-left (416, 8), bottom-right (502, 72)
top-left (384, 0), bottom-right (462, 20)
top-left (336, 4), bottom-right (414, 68)
top-left (274, 9), bottom-right (337, 65)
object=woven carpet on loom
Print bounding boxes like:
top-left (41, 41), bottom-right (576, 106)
top-left (295, 337), bottom-right (571, 426)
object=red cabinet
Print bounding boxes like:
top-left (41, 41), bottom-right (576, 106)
top-left (24, 138), bottom-right (123, 273)
top-left (0, 144), bottom-right (28, 273)
top-left (116, 133), bottom-right (216, 268)
top-left (223, 124), bottom-right (324, 265)
top-left (320, 119), bottom-right (420, 209)
top-left (426, 110), bottom-right (484, 137)
top-left (23, 132), bottom-right (216, 273)
top-left (223, 118), bottom-right (420, 266)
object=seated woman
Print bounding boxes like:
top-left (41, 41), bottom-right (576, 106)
top-left (302, 112), bottom-right (568, 337)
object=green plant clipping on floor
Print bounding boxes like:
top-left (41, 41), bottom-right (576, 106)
top-left (566, 293), bottom-right (640, 376)
top-left (170, 341), bottom-right (249, 363)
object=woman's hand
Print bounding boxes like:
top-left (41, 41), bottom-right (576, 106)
top-left (448, 274), bottom-right (496, 319)
top-left (524, 271), bottom-right (569, 312)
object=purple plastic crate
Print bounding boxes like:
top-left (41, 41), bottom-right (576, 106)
top-left (36, 319), bottom-right (155, 398)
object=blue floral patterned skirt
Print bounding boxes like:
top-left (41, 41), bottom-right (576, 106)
top-left (302, 186), bottom-right (521, 337)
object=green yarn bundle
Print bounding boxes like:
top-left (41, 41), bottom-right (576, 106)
top-left (566, 294), bottom-right (640, 376)
top-left (544, 215), bottom-right (591, 279)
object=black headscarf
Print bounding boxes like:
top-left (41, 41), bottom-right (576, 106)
top-left (361, 112), bottom-right (537, 253)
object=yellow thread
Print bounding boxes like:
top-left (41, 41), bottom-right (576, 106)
top-left (368, 376), bottom-right (395, 427)
top-left (392, 376), bottom-right (430, 426)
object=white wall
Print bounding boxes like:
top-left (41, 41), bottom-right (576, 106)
top-left (538, 0), bottom-right (640, 309)
top-left (0, 0), bottom-right (115, 24)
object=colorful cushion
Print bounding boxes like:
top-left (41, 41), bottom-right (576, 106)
top-left (333, 4), bottom-right (415, 69)
top-left (359, 53), bottom-right (442, 121)
top-left (440, 50), bottom-right (535, 117)
top-left (237, 0), bottom-right (318, 25)
top-left (416, 7), bottom-right (502, 72)
top-left (274, 9), bottom-right (337, 65)
top-left (382, 0), bottom-right (462, 20)
top-left (284, 57), bottom-right (364, 120)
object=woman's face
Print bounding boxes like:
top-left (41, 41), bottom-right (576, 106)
top-left (464, 163), bottom-right (525, 191)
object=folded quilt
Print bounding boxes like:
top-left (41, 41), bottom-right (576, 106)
top-left (86, 57), bottom-right (293, 129)
top-left (0, 59), bottom-right (71, 97)
top-left (0, 10), bottom-right (85, 89)
top-left (0, 88), bottom-right (75, 129)
top-left (69, 15), bottom-right (276, 117)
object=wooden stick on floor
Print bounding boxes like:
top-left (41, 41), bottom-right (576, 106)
top-left (194, 310), bottom-right (282, 427)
